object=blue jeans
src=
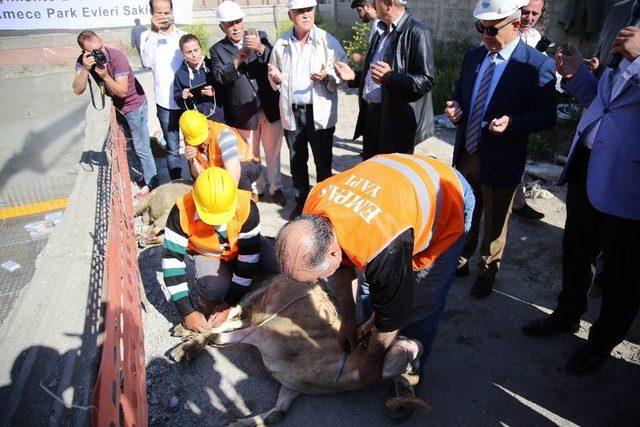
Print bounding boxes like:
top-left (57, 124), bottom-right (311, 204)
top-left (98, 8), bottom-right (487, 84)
top-left (116, 100), bottom-right (158, 187)
top-left (357, 171), bottom-right (475, 370)
top-left (156, 104), bottom-right (183, 180)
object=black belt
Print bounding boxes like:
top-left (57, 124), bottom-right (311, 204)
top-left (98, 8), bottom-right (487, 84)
top-left (292, 103), bottom-right (313, 111)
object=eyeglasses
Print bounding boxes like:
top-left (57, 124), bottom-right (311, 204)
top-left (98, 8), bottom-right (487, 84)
top-left (475, 19), bottom-right (516, 36)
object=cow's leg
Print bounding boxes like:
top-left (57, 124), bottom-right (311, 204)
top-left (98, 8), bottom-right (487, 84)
top-left (170, 321), bottom-right (252, 363)
top-left (382, 338), bottom-right (422, 383)
top-left (229, 385), bottom-right (300, 427)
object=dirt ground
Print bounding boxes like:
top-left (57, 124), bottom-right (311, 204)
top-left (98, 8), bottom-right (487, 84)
top-left (137, 88), bottom-right (640, 426)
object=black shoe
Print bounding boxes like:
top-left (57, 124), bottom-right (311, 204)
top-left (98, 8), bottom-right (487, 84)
top-left (566, 344), bottom-right (608, 374)
top-left (512, 202), bottom-right (544, 222)
top-left (470, 272), bottom-right (494, 298)
top-left (521, 312), bottom-right (580, 336)
top-left (289, 202), bottom-right (304, 220)
top-left (455, 262), bottom-right (469, 277)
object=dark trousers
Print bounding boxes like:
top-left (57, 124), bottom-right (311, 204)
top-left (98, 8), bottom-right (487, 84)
top-left (284, 105), bottom-right (334, 204)
top-left (362, 102), bottom-right (414, 160)
top-left (557, 144), bottom-right (640, 352)
top-left (239, 161), bottom-right (262, 192)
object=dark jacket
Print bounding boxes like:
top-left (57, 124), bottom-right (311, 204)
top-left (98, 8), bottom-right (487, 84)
top-left (210, 32), bottom-right (280, 130)
top-left (353, 12), bottom-right (436, 151)
top-left (451, 41), bottom-right (557, 187)
top-left (173, 57), bottom-right (225, 122)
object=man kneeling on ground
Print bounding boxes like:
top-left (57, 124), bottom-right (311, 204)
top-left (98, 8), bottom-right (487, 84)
top-left (161, 167), bottom-right (277, 332)
top-left (179, 110), bottom-right (261, 200)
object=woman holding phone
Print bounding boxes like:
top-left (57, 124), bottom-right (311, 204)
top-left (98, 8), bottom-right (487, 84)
top-left (173, 33), bottom-right (225, 122)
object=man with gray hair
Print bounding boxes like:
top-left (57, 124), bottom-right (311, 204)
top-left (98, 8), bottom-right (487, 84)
top-left (444, 0), bottom-right (556, 297)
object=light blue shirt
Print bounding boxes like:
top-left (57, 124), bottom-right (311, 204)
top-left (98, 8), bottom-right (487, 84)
top-left (466, 37), bottom-right (520, 134)
top-left (290, 31), bottom-right (314, 105)
top-left (363, 13), bottom-right (404, 104)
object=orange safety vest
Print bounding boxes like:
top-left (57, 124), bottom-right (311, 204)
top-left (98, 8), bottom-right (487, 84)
top-left (303, 153), bottom-right (465, 271)
top-left (195, 120), bottom-right (255, 168)
top-left (176, 190), bottom-right (252, 261)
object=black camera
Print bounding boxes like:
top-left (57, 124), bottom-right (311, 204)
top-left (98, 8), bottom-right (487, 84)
top-left (91, 49), bottom-right (107, 67)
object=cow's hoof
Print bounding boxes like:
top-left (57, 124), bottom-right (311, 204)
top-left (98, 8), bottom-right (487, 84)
top-left (384, 377), bottom-right (430, 422)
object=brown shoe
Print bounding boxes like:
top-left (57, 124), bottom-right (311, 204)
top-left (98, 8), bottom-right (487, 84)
top-left (271, 189), bottom-right (287, 206)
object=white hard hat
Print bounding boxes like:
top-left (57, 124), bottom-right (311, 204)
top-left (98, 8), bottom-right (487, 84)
top-left (287, 0), bottom-right (317, 10)
top-left (216, 1), bottom-right (245, 22)
top-left (473, 0), bottom-right (528, 20)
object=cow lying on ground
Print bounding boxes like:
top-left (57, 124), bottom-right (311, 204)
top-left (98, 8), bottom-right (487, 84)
top-left (170, 273), bottom-right (429, 426)
top-left (134, 180), bottom-right (192, 247)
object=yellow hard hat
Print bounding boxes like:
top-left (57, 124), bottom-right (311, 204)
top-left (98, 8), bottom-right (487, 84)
top-left (179, 110), bottom-right (210, 147)
top-left (192, 167), bottom-right (238, 225)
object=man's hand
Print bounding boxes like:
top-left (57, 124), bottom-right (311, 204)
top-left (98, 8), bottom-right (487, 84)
top-left (185, 145), bottom-right (198, 161)
top-left (311, 65), bottom-right (328, 83)
top-left (268, 63), bottom-right (283, 84)
top-left (584, 57), bottom-right (600, 72)
top-left (370, 61), bottom-right (392, 84)
top-left (556, 42), bottom-right (584, 79)
top-left (357, 348), bottom-right (384, 385)
top-left (350, 53), bottom-right (364, 63)
top-left (334, 61), bottom-right (355, 81)
top-left (209, 303), bottom-right (232, 328)
top-left (81, 52), bottom-right (95, 71)
top-left (444, 100), bottom-right (463, 123)
top-left (93, 65), bottom-right (108, 79)
top-left (244, 34), bottom-right (264, 55)
top-left (338, 313), bottom-right (357, 352)
top-left (610, 26), bottom-right (640, 62)
top-left (489, 115), bottom-right (510, 134)
top-left (150, 13), bottom-right (169, 32)
top-left (182, 88), bottom-right (193, 99)
top-left (201, 85), bottom-right (214, 97)
top-left (233, 49), bottom-right (250, 69)
top-left (184, 311), bottom-right (210, 333)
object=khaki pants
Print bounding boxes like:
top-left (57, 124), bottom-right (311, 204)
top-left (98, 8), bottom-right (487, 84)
top-left (457, 150), bottom-right (516, 275)
top-left (238, 110), bottom-right (284, 195)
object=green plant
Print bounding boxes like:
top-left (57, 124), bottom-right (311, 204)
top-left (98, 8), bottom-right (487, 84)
top-left (275, 20), bottom-right (293, 37)
top-left (183, 23), bottom-right (210, 56)
top-left (343, 22), bottom-right (371, 70)
top-left (432, 39), bottom-right (474, 114)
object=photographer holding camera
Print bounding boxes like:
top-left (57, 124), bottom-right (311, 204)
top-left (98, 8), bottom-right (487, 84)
top-left (73, 30), bottom-right (158, 197)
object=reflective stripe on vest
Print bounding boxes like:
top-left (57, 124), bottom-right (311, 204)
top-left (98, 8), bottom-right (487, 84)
top-left (196, 121), bottom-right (255, 168)
top-left (176, 190), bottom-right (252, 261)
top-left (304, 153), bottom-right (465, 271)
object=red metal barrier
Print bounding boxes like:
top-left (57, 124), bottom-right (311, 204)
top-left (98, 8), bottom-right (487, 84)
top-left (93, 109), bottom-right (148, 427)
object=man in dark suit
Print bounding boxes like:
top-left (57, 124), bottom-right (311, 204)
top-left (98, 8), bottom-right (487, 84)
top-left (522, 3), bottom-right (640, 374)
top-left (351, 0), bottom-right (435, 160)
top-left (211, 0), bottom-right (286, 206)
top-left (445, 0), bottom-right (556, 297)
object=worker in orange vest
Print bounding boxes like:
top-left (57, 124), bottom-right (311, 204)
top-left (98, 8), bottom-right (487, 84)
top-left (275, 153), bottom-right (475, 403)
top-left (162, 167), bottom-right (277, 332)
top-left (179, 110), bottom-right (261, 200)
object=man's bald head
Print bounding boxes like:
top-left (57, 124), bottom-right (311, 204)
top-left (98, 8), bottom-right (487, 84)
top-left (275, 214), bottom-right (341, 283)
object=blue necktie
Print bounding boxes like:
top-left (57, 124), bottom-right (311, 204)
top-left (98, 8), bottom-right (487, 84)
top-left (466, 53), bottom-right (497, 154)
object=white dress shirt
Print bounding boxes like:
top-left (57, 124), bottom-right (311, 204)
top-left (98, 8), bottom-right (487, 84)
top-left (289, 32), bottom-right (314, 105)
top-left (140, 26), bottom-right (185, 110)
top-left (363, 13), bottom-right (404, 104)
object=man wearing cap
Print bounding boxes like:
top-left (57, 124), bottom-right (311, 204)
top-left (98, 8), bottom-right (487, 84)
top-left (444, 0), bottom-right (556, 297)
top-left (161, 167), bottom-right (276, 332)
top-left (211, 1), bottom-right (287, 207)
top-left (267, 0), bottom-right (348, 219)
top-left (179, 110), bottom-right (261, 197)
